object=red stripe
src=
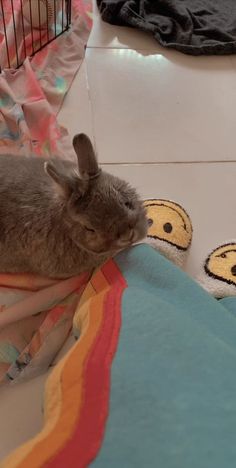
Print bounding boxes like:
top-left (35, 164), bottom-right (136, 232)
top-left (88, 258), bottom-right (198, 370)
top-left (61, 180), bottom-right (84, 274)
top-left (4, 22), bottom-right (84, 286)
top-left (102, 258), bottom-right (125, 285)
top-left (47, 261), bottom-right (127, 468)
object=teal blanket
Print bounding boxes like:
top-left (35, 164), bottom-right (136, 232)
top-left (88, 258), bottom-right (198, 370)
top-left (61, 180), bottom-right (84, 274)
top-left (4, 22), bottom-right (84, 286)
top-left (93, 244), bottom-right (236, 468)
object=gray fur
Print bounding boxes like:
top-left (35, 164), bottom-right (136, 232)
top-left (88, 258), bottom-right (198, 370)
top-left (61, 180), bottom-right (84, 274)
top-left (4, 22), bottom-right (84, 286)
top-left (0, 134), bottom-right (147, 278)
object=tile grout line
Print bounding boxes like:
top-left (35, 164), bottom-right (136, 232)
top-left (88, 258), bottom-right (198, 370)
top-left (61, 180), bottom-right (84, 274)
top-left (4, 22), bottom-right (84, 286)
top-left (87, 45), bottom-right (161, 52)
top-left (84, 57), bottom-right (98, 153)
top-left (100, 160), bottom-right (236, 166)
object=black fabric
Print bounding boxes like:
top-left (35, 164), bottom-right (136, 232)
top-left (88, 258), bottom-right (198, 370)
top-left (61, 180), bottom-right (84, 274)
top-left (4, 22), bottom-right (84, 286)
top-left (97, 0), bottom-right (236, 55)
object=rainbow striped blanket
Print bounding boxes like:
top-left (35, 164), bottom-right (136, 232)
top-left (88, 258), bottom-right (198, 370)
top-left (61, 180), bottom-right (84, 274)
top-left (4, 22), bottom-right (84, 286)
top-left (3, 244), bottom-right (236, 468)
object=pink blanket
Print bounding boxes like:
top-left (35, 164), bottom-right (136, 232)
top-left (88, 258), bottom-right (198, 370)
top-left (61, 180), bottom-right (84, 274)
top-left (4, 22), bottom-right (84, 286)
top-left (0, 0), bottom-right (92, 157)
top-left (0, 0), bottom-right (92, 384)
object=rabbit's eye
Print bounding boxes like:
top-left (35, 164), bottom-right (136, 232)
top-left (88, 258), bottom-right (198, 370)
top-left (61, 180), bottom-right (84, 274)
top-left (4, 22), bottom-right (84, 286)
top-left (84, 225), bottom-right (95, 233)
top-left (125, 201), bottom-right (134, 210)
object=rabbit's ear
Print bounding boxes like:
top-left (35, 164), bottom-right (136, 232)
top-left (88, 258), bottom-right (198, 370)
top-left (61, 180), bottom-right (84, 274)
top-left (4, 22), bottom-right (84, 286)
top-left (44, 162), bottom-right (87, 198)
top-left (73, 133), bottom-right (100, 180)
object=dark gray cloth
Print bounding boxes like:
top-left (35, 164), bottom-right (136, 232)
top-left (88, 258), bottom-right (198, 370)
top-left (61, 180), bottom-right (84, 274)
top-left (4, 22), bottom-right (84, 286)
top-left (97, 0), bottom-right (236, 55)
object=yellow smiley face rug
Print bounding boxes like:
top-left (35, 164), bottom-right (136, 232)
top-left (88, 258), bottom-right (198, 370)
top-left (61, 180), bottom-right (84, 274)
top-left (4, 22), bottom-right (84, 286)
top-left (143, 199), bottom-right (193, 267)
top-left (198, 242), bottom-right (236, 298)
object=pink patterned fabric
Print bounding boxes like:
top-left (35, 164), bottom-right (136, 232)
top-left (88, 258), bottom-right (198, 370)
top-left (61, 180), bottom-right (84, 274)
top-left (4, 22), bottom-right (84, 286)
top-left (0, 0), bottom-right (92, 158)
top-left (0, 272), bottom-right (90, 383)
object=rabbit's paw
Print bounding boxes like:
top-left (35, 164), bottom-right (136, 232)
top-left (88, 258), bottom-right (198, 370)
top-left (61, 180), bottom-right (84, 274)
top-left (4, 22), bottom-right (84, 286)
top-left (143, 199), bottom-right (193, 268)
top-left (197, 241), bottom-right (236, 298)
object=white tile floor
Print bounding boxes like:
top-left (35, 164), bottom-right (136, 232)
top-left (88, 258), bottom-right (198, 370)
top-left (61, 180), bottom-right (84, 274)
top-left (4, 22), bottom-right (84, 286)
top-left (1, 0), bottom-right (236, 460)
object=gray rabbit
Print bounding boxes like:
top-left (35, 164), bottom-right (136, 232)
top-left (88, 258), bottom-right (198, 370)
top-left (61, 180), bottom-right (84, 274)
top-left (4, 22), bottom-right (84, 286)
top-left (0, 134), bottom-right (147, 278)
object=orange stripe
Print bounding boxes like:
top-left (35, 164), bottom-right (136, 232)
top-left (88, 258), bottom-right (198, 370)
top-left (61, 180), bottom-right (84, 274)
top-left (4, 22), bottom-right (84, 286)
top-left (91, 269), bottom-right (109, 292)
top-left (48, 267), bottom-right (125, 467)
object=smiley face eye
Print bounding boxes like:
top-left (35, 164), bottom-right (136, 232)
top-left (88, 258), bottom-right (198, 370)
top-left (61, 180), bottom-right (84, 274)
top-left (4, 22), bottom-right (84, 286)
top-left (220, 253), bottom-right (227, 259)
top-left (231, 265), bottom-right (236, 276)
top-left (148, 218), bottom-right (153, 227)
top-left (163, 222), bottom-right (172, 234)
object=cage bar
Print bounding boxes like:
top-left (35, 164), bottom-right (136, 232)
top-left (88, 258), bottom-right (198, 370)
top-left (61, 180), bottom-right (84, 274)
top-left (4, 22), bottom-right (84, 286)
top-left (0, 0), bottom-right (72, 72)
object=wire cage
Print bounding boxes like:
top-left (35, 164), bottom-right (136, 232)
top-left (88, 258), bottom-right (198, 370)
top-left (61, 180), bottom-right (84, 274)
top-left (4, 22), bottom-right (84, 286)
top-left (0, 0), bottom-right (72, 71)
